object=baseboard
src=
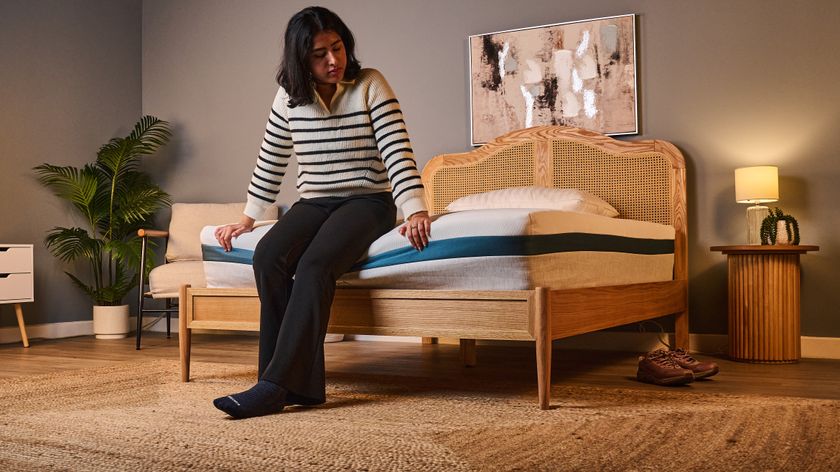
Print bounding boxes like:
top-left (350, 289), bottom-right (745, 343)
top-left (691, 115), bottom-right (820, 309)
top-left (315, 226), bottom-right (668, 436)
top-left (0, 319), bottom-right (92, 344)
top-left (3, 321), bottom-right (839, 359)
top-left (801, 336), bottom-right (840, 359)
top-left (131, 315), bottom-right (175, 333)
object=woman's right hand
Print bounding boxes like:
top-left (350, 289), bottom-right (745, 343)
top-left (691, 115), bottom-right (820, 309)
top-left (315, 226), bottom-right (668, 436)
top-left (214, 216), bottom-right (255, 252)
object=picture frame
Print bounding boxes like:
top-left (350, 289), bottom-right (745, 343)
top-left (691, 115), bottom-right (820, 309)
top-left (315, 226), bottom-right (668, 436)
top-left (468, 14), bottom-right (638, 145)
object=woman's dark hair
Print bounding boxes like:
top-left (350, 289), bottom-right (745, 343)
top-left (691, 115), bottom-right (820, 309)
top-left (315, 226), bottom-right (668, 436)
top-left (277, 6), bottom-right (361, 108)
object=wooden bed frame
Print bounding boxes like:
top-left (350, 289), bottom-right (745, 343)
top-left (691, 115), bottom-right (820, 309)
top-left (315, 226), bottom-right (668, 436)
top-left (179, 126), bottom-right (688, 409)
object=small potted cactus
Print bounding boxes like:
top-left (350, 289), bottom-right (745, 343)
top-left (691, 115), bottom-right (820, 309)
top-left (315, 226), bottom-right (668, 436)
top-left (760, 207), bottom-right (800, 245)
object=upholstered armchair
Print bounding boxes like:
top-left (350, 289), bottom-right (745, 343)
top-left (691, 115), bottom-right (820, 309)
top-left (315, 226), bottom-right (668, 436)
top-left (136, 203), bottom-right (278, 349)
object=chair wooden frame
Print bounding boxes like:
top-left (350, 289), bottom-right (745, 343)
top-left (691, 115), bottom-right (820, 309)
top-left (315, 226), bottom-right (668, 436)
top-left (179, 126), bottom-right (689, 410)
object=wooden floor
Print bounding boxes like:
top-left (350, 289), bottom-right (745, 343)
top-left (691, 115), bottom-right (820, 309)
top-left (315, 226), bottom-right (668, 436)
top-left (2, 333), bottom-right (839, 401)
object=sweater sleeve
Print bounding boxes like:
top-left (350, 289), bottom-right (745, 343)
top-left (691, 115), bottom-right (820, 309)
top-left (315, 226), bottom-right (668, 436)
top-left (243, 87), bottom-right (294, 220)
top-left (365, 70), bottom-right (428, 219)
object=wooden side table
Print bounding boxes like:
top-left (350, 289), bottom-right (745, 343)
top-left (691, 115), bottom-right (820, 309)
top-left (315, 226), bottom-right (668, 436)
top-left (710, 245), bottom-right (818, 363)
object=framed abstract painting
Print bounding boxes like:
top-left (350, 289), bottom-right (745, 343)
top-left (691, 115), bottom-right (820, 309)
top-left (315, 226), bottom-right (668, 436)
top-left (469, 14), bottom-right (638, 145)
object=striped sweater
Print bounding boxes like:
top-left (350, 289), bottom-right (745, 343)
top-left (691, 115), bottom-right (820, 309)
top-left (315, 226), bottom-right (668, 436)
top-left (243, 68), bottom-right (427, 221)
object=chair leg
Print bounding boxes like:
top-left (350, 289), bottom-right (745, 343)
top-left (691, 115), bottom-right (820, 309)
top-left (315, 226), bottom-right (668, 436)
top-left (136, 237), bottom-right (147, 350)
top-left (136, 294), bottom-right (145, 350)
top-left (179, 285), bottom-right (191, 382)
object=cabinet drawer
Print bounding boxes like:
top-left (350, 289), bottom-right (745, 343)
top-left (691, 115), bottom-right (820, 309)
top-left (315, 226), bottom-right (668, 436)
top-left (0, 273), bottom-right (34, 302)
top-left (0, 246), bottom-right (33, 273)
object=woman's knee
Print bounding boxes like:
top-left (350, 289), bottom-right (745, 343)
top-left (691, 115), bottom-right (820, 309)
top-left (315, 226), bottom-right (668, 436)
top-left (295, 254), bottom-right (337, 281)
top-left (253, 239), bottom-right (290, 277)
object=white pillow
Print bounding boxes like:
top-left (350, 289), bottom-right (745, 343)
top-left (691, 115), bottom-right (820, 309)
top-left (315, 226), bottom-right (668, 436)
top-left (445, 186), bottom-right (619, 217)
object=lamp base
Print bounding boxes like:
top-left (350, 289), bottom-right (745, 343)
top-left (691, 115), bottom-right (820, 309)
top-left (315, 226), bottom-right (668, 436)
top-left (746, 205), bottom-right (770, 244)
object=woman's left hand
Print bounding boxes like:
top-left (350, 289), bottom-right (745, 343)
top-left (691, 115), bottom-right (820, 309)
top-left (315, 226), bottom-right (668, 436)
top-left (399, 211), bottom-right (431, 250)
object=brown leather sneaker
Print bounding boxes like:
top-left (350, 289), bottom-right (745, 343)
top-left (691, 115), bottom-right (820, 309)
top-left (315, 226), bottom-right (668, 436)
top-left (637, 349), bottom-right (695, 386)
top-left (668, 348), bottom-right (720, 379)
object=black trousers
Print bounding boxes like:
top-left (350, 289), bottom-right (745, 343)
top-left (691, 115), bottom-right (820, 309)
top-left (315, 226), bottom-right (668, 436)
top-left (253, 192), bottom-right (396, 405)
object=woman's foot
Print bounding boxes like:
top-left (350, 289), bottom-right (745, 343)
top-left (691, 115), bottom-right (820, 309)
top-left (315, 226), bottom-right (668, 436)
top-left (213, 380), bottom-right (287, 419)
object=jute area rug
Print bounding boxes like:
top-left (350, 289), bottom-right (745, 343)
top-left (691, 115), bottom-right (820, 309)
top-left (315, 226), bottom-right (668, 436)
top-left (1, 360), bottom-right (838, 471)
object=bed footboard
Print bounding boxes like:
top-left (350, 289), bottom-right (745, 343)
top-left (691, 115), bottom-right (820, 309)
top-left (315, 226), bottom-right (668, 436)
top-left (181, 285), bottom-right (554, 407)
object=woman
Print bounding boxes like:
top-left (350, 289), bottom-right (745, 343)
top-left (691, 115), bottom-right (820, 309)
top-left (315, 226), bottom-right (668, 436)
top-left (212, 6), bottom-right (431, 419)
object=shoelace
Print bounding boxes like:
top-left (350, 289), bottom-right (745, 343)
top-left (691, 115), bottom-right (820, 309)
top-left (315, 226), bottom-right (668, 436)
top-left (668, 348), bottom-right (697, 364)
top-left (644, 349), bottom-right (683, 368)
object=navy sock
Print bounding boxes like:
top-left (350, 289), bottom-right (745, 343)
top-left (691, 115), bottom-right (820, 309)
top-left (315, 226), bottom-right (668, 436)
top-left (213, 380), bottom-right (287, 419)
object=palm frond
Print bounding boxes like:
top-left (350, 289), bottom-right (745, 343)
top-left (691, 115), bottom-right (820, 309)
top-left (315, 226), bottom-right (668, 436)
top-left (65, 271), bottom-right (97, 302)
top-left (113, 263), bottom-right (137, 295)
top-left (33, 164), bottom-right (100, 223)
top-left (143, 246), bottom-right (160, 279)
top-left (95, 267), bottom-right (136, 305)
top-left (103, 239), bottom-right (141, 269)
top-left (115, 180), bottom-right (172, 226)
top-left (128, 115), bottom-right (172, 155)
top-left (44, 227), bottom-right (102, 263)
top-left (93, 287), bottom-right (122, 306)
top-left (96, 137), bottom-right (138, 179)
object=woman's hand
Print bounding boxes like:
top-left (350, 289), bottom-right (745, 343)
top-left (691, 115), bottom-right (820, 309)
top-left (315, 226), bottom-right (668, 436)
top-left (214, 216), bottom-right (255, 252)
top-left (399, 211), bottom-right (431, 251)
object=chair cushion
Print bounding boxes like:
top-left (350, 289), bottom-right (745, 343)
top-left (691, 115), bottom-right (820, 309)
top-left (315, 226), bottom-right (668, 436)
top-left (148, 261), bottom-right (207, 299)
top-left (165, 203), bottom-right (278, 262)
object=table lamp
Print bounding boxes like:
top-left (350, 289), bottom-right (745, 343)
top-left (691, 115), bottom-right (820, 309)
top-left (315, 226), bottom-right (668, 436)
top-left (735, 166), bottom-right (779, 244)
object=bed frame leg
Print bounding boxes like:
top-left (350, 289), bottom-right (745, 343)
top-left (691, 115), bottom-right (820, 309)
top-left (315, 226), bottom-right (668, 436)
top-left (674, 309), bottom-right (689, 351)
top-left (535, 287), bottom-right (551, 410)
top-left (460, 339), bottom-right (476, 367)
top-left (179, 284), bottom-right (191, 382)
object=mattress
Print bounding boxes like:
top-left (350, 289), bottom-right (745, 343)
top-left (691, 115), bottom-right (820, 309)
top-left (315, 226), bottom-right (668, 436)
top-left (201, 208), bottom-right (675, 291)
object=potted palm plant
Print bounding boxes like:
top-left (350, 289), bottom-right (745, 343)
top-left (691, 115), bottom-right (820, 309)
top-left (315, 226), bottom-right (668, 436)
top-left (34, 116), bottom-right (172, 339)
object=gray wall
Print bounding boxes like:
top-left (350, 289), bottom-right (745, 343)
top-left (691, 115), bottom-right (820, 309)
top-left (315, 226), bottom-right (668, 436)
top-left (142, 0), bottom-right (840, 337)
top-left (0, 0), bottom-right (142, 327)
top-left (3, 0), bottom-right (839, 339)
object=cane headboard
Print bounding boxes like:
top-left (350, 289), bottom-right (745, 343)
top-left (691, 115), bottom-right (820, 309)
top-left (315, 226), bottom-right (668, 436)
top-left (421, 126), bottom-right (688, 280)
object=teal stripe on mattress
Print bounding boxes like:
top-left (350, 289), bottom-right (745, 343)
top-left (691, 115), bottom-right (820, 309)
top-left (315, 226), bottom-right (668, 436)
top-left (202, 245), bottom-right (255, 264)
top-left (350, 233), bottom-right (674, 271)
top-left (202, 233), bottom-right (675, 270)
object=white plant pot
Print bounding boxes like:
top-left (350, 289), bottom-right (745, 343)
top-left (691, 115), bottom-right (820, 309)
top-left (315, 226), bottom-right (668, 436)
top-left (775, 220), bottom-right (791, 245)
top-left (93, 305), bottom-right (130, 339)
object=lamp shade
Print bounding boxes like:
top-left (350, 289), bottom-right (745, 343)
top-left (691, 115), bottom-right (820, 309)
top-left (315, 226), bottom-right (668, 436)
top-left (735, 166), bottom-right (779, 204)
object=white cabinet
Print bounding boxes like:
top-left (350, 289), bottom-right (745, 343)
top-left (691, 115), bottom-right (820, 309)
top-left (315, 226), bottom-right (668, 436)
top-left (0, 245), bottom-right (34, 302)
top-left (1, 244), bottom-right (32, 347)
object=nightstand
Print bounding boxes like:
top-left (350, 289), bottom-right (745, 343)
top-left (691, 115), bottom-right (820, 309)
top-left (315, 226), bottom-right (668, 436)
top-left (710, 245), bottom-right (818, 363)
top-left (0, 244), bottom-right (33, 347)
